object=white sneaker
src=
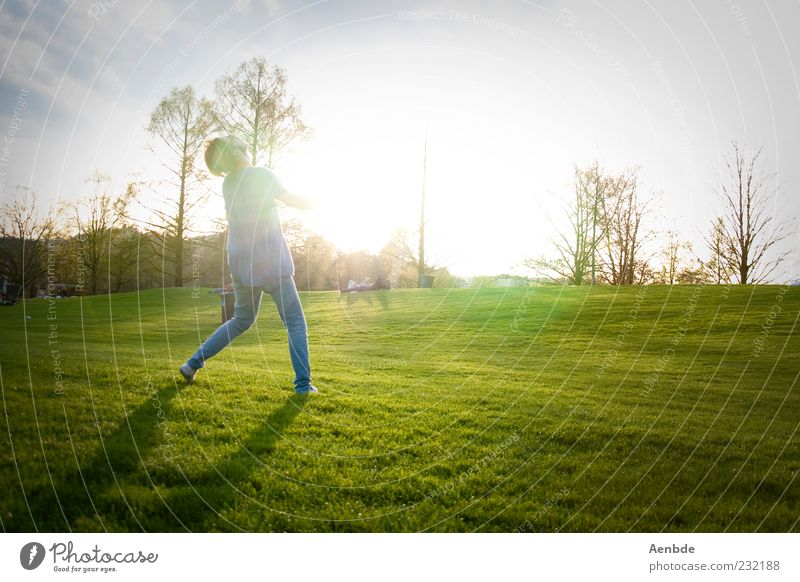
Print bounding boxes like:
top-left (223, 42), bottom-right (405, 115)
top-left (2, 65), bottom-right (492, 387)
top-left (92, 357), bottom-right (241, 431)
top-left (179, 363), bottom-right (197, 383)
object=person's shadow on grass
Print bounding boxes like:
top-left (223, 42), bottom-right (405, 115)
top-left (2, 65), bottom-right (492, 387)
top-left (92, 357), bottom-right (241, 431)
top-left (17, 382), bottom-right (183, 531)
top-left (164, 394), bottom-right (308, 531)
top-left (18, 384), bottom-right (308, 532)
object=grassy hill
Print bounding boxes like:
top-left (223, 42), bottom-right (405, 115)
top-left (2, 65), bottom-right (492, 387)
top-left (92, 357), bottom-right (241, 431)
top-left (1, 285), bottom-right (798, 532)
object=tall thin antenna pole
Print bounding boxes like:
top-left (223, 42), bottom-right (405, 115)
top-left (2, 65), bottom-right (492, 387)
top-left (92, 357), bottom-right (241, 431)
top-left (418, 130), bottom-right (427, 285)
top-left (591, 165), bottom-right (597, 286)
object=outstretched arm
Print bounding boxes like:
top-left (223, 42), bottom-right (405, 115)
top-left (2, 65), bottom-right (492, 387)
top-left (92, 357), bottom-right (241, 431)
top-left (276, 190), bottom-right (316, 210)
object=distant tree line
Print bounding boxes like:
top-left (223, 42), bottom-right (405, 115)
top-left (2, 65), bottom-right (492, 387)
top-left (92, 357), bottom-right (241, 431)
top-left (0, 185), bottom-right (459, 298)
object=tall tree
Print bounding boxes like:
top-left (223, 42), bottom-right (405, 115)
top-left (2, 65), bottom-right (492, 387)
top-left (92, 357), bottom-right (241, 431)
top-left (0, 187), bottom-right (56, 298)
top-left (147, 85), bottom-right (214, 287)
top-left (712, 142), bottom-right (790, 284)
top-left (702, 217), bottom-right (734, 284)
top-left (597, 168), bottom-right (655, 285)
top-left (213, 57), bottom-right (311, 167)
top-left (526, 163), bottom-right (611, 285)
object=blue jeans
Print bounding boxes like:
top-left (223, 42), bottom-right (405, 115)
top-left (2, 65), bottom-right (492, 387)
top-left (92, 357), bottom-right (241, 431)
top-left (186, 276), bottom-right (312, 391)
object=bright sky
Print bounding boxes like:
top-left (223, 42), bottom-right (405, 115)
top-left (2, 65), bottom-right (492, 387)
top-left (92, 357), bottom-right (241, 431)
top-left (1, 0), bottom-right (799, 279)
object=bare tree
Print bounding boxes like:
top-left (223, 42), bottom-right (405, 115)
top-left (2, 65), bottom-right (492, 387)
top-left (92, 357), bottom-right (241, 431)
top-left (526, 163), bottom-right (611, 285)
top-left (146, 85), bottom-right (214, 287)
top-left (69, 173), bottom-right (135, 295)
top-left (597, 168), bottom-right (656, 285)
top-left (712, 142), bottom-right (791, 284)
top-left (0, 186), bottom-right (56, 298)
top-left (213, 57), bottom-right (311, 167)
top-left (535, 164), bottom-right (655, 285)
top-left (701, 217), bottom-right (734, 284)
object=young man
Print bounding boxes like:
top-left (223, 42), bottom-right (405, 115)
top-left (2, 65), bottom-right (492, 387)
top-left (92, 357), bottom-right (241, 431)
top-left (179, 136), bottom-right (318, 394)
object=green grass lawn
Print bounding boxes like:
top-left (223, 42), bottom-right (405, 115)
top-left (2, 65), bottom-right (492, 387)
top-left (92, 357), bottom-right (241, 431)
top-left (1, 284), bottom-right (798, 532)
